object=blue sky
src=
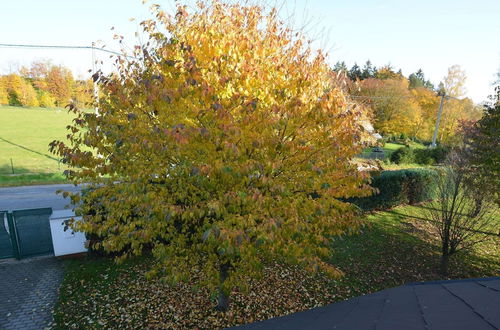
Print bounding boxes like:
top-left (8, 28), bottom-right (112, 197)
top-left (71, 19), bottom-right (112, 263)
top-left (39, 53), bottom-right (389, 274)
top-left (1, 0), bottom-right (499, 103)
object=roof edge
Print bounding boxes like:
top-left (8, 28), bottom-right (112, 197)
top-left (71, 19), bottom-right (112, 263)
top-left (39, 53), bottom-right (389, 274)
top-left (406, 276), bottom-right (500, 286)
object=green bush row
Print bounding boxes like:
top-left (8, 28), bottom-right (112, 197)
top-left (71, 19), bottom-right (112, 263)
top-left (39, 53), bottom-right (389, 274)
top-left (351, 169), bottom-right (438, 210)
top-left (390, 146), bottom-right (449, 165)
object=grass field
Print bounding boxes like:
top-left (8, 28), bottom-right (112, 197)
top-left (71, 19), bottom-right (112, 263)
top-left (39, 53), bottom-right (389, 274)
top-left (53, 204), bottom-right (499, 329)
top-left (0, 105), bottom-right (78, 185)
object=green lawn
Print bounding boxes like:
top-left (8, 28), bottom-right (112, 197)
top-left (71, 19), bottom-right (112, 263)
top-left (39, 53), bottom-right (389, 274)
top-left (384, 141), bottom-right (426, 152)
top-left (0, 173), bottom-right (68, 186)
top-left (381, 142), bottom-right (432, 170)
top-left (330, 205), bottom-right (499, 295)
top-left (362, 142), bottom-right (427, 157)
top-left (359, 141), bottom-right (431, 170)
top-left (0, 105), bottom-right (80, 185)
top-left (53, 204), bottom-right (499, 329)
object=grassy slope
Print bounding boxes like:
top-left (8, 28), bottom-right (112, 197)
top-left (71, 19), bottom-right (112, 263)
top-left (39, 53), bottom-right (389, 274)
top-left (0, 105), bottom-right (78, 185)
top-left (53, 204), bottom-right (499, 329)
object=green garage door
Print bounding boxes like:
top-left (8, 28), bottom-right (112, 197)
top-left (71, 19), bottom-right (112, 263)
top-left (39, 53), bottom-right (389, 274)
top-left (0, 210), bottom-right (15, 259)
top-left (12, 208), bottom-right (54, 258)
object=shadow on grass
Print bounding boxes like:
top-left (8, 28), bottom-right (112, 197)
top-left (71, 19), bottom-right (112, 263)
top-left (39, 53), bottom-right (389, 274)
top-left (329, 209), bottom-right (500, 299)
top-left (0, 168), bottom-right (67, 186)
top-left (0, 136), bottom-right (60, 162)
top-left (387, 208), bottom-right (499, 237)
top-left (0, 164), bottom-right (31, 175)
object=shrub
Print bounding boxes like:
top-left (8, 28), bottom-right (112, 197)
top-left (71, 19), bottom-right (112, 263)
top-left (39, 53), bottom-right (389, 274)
top-left (391, 146), bottom-right (449, 165)
top-left (429, 145), bottom-right (449, 164)
top-left (414, 149), bottom-right (435, 165)
top-left (351, 169), bottom-right (438, 210)
top-left (404, 169), bottom-right (438, 204)
top-left (390, 146), bottom-right (414, 164)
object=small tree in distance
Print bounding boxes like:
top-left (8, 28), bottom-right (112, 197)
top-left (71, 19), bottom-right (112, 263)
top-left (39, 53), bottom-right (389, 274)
top-left (51, 0), bottom-right (371, 310)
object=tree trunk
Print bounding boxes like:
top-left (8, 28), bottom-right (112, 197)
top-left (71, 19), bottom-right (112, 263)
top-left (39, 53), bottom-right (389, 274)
top-left (440, 253), bottom-right (450, 276)
top-left (440, 220), bottom-right (452, 276)
top-left (215, 262), bottom-right (230, 311)
top-left (470, 197), bottom-right (482, 218)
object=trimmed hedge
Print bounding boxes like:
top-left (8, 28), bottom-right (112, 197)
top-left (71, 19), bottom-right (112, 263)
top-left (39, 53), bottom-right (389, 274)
top-left (351, 168), bottom-right (438, 210)
top-left (390, 145), bottom-right (449, 165)
top-left (390, 146), bottom-right (414, 164)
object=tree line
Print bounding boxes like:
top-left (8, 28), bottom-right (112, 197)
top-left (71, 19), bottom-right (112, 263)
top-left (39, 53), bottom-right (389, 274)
top-left (332, 61), bottom-right (482, 145)
top-left (0, 60), bottom-right (93, 108)
top-left (0, 58), bottom-right (481, 148)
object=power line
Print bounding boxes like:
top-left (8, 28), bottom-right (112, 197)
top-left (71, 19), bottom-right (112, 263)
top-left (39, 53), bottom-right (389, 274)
top-left (349, 93), bottom-right (461, 101)
top-left (349, 95), bottom-right (415, 99)
top-left (0, 43), bottom-right (131, 58)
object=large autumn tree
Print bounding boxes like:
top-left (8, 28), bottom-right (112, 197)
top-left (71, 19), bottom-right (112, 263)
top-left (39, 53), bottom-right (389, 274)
top-left (51, 1), bottom-right (370, 310)
top-left (1, 74), bottom-right (39, 107)
top-left (355, 77), bottom-right (420, 137)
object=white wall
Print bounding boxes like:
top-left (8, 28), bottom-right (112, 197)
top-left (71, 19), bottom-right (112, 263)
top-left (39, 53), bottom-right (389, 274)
top-left (49, 210), bottom-right (87, 257)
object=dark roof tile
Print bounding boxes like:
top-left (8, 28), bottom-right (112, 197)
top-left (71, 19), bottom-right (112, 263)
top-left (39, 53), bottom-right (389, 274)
top-left (443, 281), bottom-right (500, 327)
top-left (375, 286), bottom-right (427, 330)
top-left (233, 277), bottom-right (500, 330)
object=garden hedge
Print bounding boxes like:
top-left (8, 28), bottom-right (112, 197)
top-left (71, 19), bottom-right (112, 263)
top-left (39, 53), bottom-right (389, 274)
top-left (351, 168), bottom-right (438, 210)
top-left (390, 146), bottom-right (449, 165)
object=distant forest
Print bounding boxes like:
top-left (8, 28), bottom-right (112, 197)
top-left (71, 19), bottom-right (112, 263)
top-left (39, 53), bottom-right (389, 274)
top-left (331, 61), bottom-right (482, 144)
top-left (0, 60), bottom-right (93, 109)
top-left (0, 58), bottom-right (484, 145)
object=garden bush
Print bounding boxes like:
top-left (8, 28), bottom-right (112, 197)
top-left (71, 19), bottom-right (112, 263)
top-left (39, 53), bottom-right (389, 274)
top-left (429, 145), bottom-right (449, 163)
top-left (414, 149), bottom-right (435, 165)
top-left (390, 146), bottom-right (415, 164)
top-left (351, 169), bottom-right (438, 210)
top-left (391, 146), bottom-right (449, 165)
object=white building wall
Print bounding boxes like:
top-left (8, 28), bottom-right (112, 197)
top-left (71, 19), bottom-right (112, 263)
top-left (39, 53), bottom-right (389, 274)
top-left (49, 209), bottom-right (87, 257)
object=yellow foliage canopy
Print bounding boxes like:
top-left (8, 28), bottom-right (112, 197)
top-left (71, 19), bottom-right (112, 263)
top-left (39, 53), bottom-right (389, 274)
top-left (52, 1), bottom-right (371, 298)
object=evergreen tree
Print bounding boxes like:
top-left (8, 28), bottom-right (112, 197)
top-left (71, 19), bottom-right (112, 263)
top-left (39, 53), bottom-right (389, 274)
top-left (348, 63), bottom-right (362, 80)
top-left (409, 69), bottom-right (434, 90)
top-left (333, 61), bottom-right (348, 72)
top-left (361, 60), bottom-right (376, 79)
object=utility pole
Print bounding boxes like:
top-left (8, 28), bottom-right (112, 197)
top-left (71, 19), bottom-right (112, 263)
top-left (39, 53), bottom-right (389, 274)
top-left (91, 42), bottom-right (99, 115)
top-left (431, 91), bottom-right (446, 148)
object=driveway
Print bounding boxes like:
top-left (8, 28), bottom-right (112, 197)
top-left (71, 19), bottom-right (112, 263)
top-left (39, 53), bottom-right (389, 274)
top-left (0, 184), bottom-right (81, 211)
top-left (0, 256), bottom-right (65, 329)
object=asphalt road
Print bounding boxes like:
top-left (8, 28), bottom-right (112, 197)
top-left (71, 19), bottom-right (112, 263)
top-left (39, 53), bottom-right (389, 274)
top-left (0, 184), bottom-right (82, 211)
